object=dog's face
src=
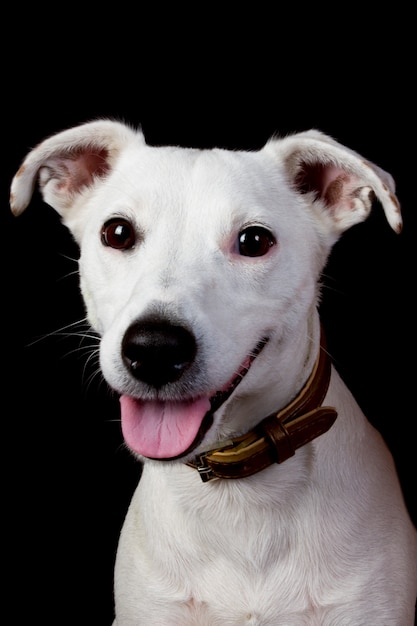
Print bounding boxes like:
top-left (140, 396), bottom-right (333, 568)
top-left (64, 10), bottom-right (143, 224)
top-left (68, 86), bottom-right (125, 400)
top-left (77, 145), bottom-right (325, 460)
top-left (10, 120), bottom-right (401, 463)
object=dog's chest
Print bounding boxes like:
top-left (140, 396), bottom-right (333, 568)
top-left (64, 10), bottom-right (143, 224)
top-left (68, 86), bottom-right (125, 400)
top-left (119, 467), bottom-right (338, 623)
top-left (119, 497), bottom-right (340, 626)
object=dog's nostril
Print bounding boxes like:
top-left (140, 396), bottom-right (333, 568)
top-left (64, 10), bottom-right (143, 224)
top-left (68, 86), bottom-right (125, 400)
top-left (121, 321), bottom-right (197, 387)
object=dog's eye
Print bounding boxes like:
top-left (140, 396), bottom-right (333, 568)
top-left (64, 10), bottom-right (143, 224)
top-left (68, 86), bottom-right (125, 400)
top-left (101, 218), bottom-right (136, 250)
top-left (237, 226), bottom-right (276, 257)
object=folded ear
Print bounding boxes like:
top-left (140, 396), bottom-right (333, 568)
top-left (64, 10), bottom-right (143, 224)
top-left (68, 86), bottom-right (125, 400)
top-left (10, 119), bottom-right (143, 218)
top-left (265, 129), bottom-right (402, 236)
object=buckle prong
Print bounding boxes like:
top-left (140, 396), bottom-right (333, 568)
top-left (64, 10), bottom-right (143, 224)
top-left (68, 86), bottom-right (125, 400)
top-left (192, 440), bottom-right (235, 482)
top-left (195, 454), bottom-right (217, 482)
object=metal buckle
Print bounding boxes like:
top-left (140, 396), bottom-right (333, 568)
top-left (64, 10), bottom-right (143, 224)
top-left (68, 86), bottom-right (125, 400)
top-left (196, 455), bottom-right (217, 482)
top-left (193, 439), bottom-right (234, 482)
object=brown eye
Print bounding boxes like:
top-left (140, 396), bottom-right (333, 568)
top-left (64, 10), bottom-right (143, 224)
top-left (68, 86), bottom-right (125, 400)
top-left (238, 226), bottom-right (276, 257)
top-left (101, 218), bottom-right (136, 250)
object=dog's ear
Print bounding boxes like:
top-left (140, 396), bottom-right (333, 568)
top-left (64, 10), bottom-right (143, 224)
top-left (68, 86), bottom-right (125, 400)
top-left (10, 119), bottom-right (143, 218)
top-left (265, 129), bottom-right (402, 236)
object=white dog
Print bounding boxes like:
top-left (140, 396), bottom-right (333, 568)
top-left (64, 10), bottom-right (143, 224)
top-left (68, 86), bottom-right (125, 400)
top-left (11, 120), bottom-right (417, 625)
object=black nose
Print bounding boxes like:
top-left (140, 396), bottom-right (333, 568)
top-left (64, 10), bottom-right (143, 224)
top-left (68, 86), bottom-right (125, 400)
top-left (121, 320), bottom-right (197, 388)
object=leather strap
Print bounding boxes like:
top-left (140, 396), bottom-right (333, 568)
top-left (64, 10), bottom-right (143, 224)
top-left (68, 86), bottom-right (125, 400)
top-left (187, 328), bottom-right (337, 481)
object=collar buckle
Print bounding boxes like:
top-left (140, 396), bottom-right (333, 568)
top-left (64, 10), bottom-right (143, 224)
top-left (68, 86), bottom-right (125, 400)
top-left (196, 455), bottom-right (217, 482)
top-left (189, 439), bottom-right (235, 482)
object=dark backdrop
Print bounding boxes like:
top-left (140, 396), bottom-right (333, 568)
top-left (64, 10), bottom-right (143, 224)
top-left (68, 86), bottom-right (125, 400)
top-left (3, 28), bottom-right (415, 625)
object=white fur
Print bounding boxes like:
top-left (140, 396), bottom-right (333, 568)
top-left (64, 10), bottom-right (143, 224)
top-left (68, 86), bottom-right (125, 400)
top-left (11, 120), bottom-right (417, 624)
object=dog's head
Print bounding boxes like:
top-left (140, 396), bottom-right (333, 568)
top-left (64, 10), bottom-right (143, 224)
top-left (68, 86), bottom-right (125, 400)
top-left (10, 120), bottom-right (401, 463)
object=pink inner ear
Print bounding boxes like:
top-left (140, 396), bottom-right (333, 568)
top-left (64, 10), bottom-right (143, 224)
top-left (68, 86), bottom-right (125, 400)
top-left (55, 147), bottom-right (110, 194)
top-left (296, 162), bottom-right (355, 207)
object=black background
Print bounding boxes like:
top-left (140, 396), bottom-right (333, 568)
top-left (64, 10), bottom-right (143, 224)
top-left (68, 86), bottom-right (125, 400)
top-left (3, 19), bottom-right (416, 625)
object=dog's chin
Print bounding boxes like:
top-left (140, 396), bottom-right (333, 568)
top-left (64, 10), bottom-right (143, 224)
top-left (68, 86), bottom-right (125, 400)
top-left (119, 338), bottom-right (268, 462)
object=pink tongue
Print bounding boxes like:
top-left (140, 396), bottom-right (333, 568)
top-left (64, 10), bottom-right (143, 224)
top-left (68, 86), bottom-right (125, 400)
top-left (119, 395), bottom-right (211, 459)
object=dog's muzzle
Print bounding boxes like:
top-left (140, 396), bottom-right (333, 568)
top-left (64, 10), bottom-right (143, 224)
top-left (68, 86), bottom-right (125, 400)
top-left (118, 317), bottom-right (337, 478)
top-left (118, 316), bottom-right (268, 461)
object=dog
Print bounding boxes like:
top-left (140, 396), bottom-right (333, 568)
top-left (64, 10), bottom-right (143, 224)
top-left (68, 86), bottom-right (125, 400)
top-left (10, 120), bottom-right (417, 625)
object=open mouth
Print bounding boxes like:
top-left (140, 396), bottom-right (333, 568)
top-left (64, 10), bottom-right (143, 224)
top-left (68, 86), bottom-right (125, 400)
top-left (119, 338), bottom-right (268, 460)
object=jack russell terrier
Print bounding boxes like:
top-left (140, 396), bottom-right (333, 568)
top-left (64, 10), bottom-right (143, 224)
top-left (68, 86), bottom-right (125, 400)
top-left (10, 120), bottom-right (417, 625)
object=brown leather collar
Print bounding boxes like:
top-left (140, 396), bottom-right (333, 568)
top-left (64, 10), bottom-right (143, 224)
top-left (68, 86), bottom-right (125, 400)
top-left (187, 328), bottom-right (337, 482)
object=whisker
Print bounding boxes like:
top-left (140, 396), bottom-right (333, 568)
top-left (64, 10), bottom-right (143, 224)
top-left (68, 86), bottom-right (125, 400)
top-left (26, 318), bottom-right (97, 347)
top-left (319, 272), bottom-right (346, 297)
top-left (57, 268), bottom-right (81, 282)
top-left (59, 253), bottom-right (79, 264)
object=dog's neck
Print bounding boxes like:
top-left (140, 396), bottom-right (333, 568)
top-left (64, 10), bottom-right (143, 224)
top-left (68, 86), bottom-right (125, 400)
top-left (187, 326), bottom-right (337, 482)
